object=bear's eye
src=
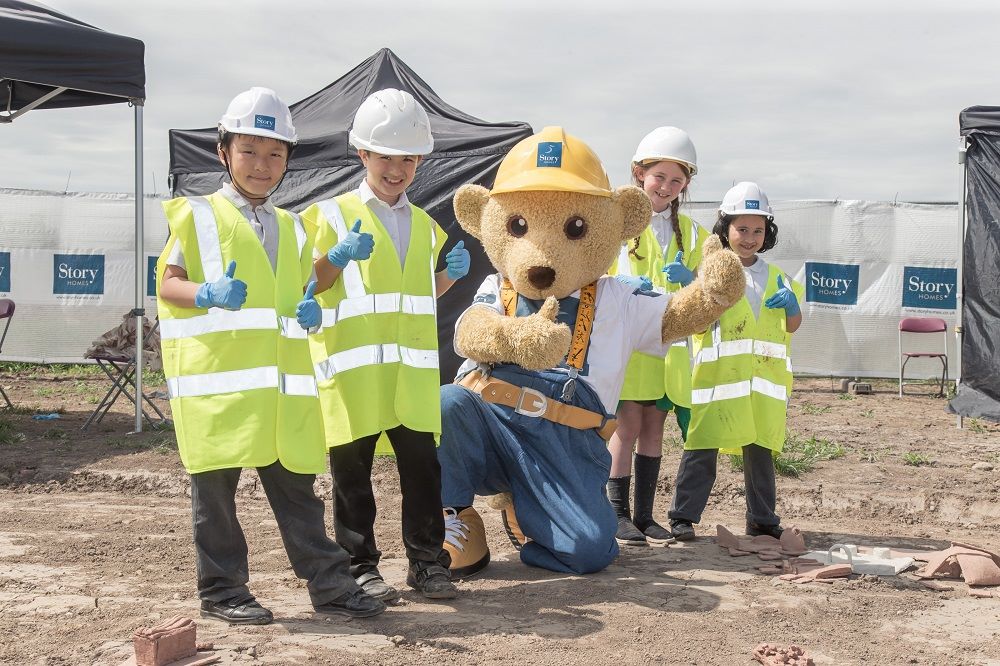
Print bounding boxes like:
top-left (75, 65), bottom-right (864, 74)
top-left (564, 216), bottom-right (587, 240)
top-left (507, 215), bottom-right (528, 237)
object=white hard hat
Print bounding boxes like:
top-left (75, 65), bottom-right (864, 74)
top-left (719, 181), bottom-right (773, 217)
top-left (631, 126), bottom-right (698, 176)
top-left (349, 88), bottom-right (434, 156)
top-left (219, 87), bottom-right (297, 144)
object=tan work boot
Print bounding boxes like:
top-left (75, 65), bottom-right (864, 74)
top-left (443, 507), bottom-right (490, 579)
top-left (486, 492), bottom-right (530, 551)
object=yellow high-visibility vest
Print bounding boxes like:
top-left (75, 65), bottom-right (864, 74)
top-left (609, 213), bottom-right (708, 407)
top-left (156, 193), bottom-right (325, 474)
top-left (685, 263), bottom-right (804, 454)
top-left (301, 193), bottom-right (446, 451)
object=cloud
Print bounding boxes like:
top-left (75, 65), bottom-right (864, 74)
top-left (1, 0), bottom-right (997, 201)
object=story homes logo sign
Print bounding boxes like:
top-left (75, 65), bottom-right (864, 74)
top-left (902, 266), bottom-right (956, 310)
top-left (804, 262), bottom-right (859, 306)
top-left (0, 252), bottom-right (9, 293)
top-left (53, 254), bottom-right (105, 295)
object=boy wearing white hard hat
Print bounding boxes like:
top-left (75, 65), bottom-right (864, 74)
top-left (297, 88), bottom-right (471, 602)
top-left (667, 182), bottom-right (804, 541)
top-left (607, 126), bottom-right (708, 547)
top-left (157, 87), bottom-right (384, 624)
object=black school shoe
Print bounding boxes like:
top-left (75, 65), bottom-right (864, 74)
top-left (615, 516), bottom-right (648, 546)
top-left (634, 519), bottom-right (677, 545)
top-left (356, 571), bottom-right (401, 604)
top-left (669, 519), bottom-right (696, 541)
top-left (313, 589), bottom-right (386, 618)
top-left (406, 561), bottom-right (458, 599)
top-left (746, 521), bottom-right (784, 539)
top-left (200, 598), bottom-right (273, 625)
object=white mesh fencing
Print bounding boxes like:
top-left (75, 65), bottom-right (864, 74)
top-left (0, 189), bottom-right (959, 378)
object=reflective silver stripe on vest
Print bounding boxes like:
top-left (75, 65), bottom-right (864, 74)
top-left (691, 380), bottom-right (751, 405)
top-left (289, 211), bottom-right (308, 260)
top-left (315, 343), bottom-right (439, 381)
top-left (278, 316), bottom-right (310, 340)
top-left (160, 308), bottom-right (278, 340)
top-left (689, 217), bottom-right (699, 255)
top-left (695, 339), bottom-right (753, 364)
top-left (429, 224), bottom-right (438, 300)
top-left (279, 373), bottom-right (319, 397)
top-left (188, 197), bottom-right (224, 283)
top-left (671, 339), bottom-right (688, 349)
top-left (317, 200), bottom-right (367, 299)
top-left (167, 366), bottom-right (317, 398)
top-left (319, 293), bottom-right (436, 327)
top-left (753, 340), bottom-right (787, 360)
top-left (617, 243), bottom-right (634, 277)
top-left (752, 376), bottom-right (787, 401)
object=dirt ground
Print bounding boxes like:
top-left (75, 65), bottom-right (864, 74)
top-left (1, 365), bottom-right (1000, 665)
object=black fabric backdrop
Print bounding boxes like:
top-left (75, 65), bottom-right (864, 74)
top-left (0, 0), bottom-right (145, 111)
top-left (168, 48), bottom-right (532, 382)
top-left (949, 106), bottom-right (1000, 421)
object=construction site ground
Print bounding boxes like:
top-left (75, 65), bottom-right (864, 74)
top-left (1, 365), bottom-right (999, 665)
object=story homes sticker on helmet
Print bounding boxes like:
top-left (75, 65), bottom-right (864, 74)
top-left (536, 142), bottom-right (563, 168)
top-left (804, 261), bottom-right (859, 307)
top-left (53, 254), bottom-right (104, 295)
top-left (254, 114), bottom-right (276, 132)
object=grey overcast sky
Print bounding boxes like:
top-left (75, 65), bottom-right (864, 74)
top-left (2, 0), bottom-right (997, 202)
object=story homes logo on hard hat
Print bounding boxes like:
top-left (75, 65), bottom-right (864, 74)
top-left (254, 114), bottom-right (276, 132)
top-left (745, 200), bottom-right (760, 210)
top-left (536, 142), bottom-right (563, 168)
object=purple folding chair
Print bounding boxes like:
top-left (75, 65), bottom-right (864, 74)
top-left (898, 317), bottom-right (948, 397)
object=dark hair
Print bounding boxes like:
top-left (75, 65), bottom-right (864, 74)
top-left (712, 211), bottom-right (779, 253)
top-left (628, 161), bottom-right (692, 261)
top-left (217, 129), bottom-right (295, 159)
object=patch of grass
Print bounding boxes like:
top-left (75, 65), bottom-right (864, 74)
top-left (902, 451), bottom-right (932, 467)
top-left (860, 408), bottom-right (875, 418)
top-left (728, 431), bottom-right (845, 477)
top-left (0, 418), bottom-right (26, 445)
top-left (800, 403), bottom-right (832, 415)
top-left (142, 369), bottom-right (166, 386)
top-left (33, 386), bottom-right (55, 397)
top-left (41, 428), bottom-right (68, 440)
top-left (837, 393), bottom-right (855, 401)
top-left (4, 405), bottom-right (36, 416)
top-left (969, 418), bottom-right (988, 434)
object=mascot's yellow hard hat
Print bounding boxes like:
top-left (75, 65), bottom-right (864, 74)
top-left (490, 126), bottom-right (611, 198)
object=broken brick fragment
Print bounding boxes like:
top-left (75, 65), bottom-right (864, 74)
top-left (132, 616), bottom-right (196, 666)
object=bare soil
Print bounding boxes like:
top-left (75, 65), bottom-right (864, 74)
top-left (1, 366), bottom-right (999, 665)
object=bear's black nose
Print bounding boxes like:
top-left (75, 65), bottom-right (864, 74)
top-left (527, 266), bottom-right (556, 289)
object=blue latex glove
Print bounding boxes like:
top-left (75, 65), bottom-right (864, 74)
top-left (662, 251), bottom-right (694, 287)
top-left (296, 280), bottom-right (321, 329)
top-left (764, 275), bottom-right (800, 316)
top-left (195, 260), bottom-right (247, 310)
top-left (615, 274), bottom-right (653, 292)
top-left (445, 240), bottom-right (471, 280)
top-left (327, 219), bottom-right (374, 268)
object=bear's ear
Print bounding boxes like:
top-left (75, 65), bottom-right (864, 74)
top-left (612, 185), bottom-right (653, 242)
top-left (453, 184), bottom-right (490, 240)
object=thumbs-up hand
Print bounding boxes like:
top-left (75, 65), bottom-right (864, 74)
top-left (662, 250), bottom-right (694, 286)
top-left (445, 240), bottom-right (471, 280)
top-left (195, 259), bottom-right (248, 310)
top-left (764, 275), bottom-right (800, 316)
top-left (296, 280), bottom-right (321, 329)
top-left (327, 218), bottom-right (375, 268)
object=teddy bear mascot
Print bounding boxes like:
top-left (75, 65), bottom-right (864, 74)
top-left (437, 127), bottom-right (745, 576)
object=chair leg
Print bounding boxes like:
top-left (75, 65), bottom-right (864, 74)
top-left (0, 384), bottom-right (12, 409)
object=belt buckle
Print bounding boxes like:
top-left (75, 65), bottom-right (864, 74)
top-left (514, 387), bottom-right (548, 418)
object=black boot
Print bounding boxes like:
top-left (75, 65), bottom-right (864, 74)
top-left (633, 454), bottom-right (674, 544)
top-left (607, 476), bottom-right (646, 546)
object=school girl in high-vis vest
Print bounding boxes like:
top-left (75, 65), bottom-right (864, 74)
top-left (294, 89), bottom-right (471, 603)
top-left (667, 182), bottom-right (804, 542)
top-left (607, 127), bottom-right (708, 546)
top-left (156, 88), bottom-right (384, 624)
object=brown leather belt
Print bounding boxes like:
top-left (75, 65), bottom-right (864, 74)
top-left (457, 370), bottom-right (617, 441)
